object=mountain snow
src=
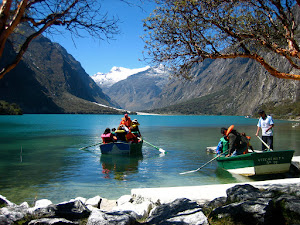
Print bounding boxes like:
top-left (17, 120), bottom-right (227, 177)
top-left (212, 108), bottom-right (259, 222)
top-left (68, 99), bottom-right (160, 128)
top-left (91, 66), bottom-right (150, 88)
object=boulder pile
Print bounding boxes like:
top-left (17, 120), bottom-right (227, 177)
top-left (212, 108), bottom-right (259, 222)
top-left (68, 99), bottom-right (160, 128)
top-left (0, 183), bottom-right (299, 224)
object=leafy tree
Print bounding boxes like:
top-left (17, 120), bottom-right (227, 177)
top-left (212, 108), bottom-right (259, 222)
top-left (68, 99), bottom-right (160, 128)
top-left (0, 0), bottom-right (120, 79)
top-left (143, 0), bottom-right (300, 80)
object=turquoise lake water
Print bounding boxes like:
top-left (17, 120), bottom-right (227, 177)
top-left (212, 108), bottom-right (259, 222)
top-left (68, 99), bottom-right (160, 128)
top-left (0, 114), bottom-right (299, 204)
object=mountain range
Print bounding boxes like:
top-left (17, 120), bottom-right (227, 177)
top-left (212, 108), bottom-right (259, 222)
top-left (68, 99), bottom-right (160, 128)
top-left (150, 56), bottom-right (300, 118)
top-left (91, 58), bottom-right (299, 118)
top-left (92, 66), bottom-right (150, 88)
top-left (1, 23), bottom-right (299, 118)
top-left (92, 66), bottom-right (170, 111)
top-left (0, 24), bottom-right (122, 114)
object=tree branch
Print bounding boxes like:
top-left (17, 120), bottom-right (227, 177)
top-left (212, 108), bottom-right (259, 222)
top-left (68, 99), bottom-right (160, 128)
top-left (0, 20), bottom-right (54, 79)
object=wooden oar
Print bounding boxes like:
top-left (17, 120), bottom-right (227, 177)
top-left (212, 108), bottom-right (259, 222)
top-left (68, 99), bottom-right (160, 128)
top-left (142, 139), bottom-right (166, 154)
top-left (256, 136), bottom-right (273, 151)
top-left (179, 154), bottom-right (220, 175)
top-left (79, 142), bottom-right (102, 150)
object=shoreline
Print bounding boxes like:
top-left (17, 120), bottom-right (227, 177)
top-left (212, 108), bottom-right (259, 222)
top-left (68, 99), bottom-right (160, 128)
top-left (131, 177), bottom-right (300, 205)
top-left (1, 177), bottom-right (300, 224)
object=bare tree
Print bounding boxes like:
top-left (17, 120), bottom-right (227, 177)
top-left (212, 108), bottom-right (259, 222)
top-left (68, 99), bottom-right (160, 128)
top-left (143, 0), bottom-right (300, 80)
top-left (0, 0), bottom-right (119, 79)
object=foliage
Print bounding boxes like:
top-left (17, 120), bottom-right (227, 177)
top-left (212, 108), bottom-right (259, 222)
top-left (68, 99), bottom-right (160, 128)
top-left (0, 0), bottom-right (120, 79)
top-left (146, 88), bottom-right (300, 119)
top-left (145, 88), bottom-right (234, 115)
top-left (143, 0), bottom-right (300, 80)
top-left (257, 100), bottom-right (300, 119)
top-left (0, 100), bottom-right (23, 115)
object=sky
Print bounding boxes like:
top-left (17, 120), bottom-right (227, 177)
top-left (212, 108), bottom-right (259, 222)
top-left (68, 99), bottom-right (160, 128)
top-left (49, 1), bottom-right (156, 76)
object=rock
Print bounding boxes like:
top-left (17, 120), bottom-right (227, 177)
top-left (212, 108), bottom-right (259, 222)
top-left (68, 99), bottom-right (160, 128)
top-left (87, 208), bottom-right (139, 225)
top-left (0, 194), bottom-right (16, 207)
top-left (113, 200), bottom-right (154, 220)
top-left (35, 199), bottom-right (53, 209)
top-left (203, 197), bottom-right (227, 209)
top-left (0, 204), bottom-right (28, 224)
top-left (117, 195), bottom-right (133, 206)
top-left (226, 184), bottom-right (262, 202)
top-left (74, 197), bottom-right (87, 203)
top-left (1, 182), bottom-right (300, 225)
top-left (30, 204), bottom-right (57, 219)
top-left (28, 199), bottom-right (55, 216)
top-left (55, 199), bottom-right (90, 220)
top-left (146, 198), bottom-right (208, 225)
top-left (211, 198), bottom-right (274, 225)
top-left (209, 184), bottom-right (300, 225)
top-left (19, 202), bottom-right (30, 209)
top-left (99, 198), bottom-right (117, 212)
top-left (28, 218), bottom-right (77, 225)
top-left (264, 183), bottom-right (300, 197)
top-left (274, 194), bottom-right (300, 224)
top-left (115, 195), bottom-right (153, 219)
top-left (86, 196), bottom-right (102, 208)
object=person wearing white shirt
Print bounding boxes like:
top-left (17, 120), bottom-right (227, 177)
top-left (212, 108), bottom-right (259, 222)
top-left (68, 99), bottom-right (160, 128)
top-left (256, 110), bottom-right (274, 151)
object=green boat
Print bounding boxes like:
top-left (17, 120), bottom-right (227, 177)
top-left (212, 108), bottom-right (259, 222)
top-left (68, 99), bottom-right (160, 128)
top-left (217, 150), bottom-right (295, 176)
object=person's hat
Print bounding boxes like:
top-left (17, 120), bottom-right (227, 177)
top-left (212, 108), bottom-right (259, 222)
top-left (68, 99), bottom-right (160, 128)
top-left (124, 114), bottom-right (128, 118)
top-left (258, 109), bottom-right (265, 114)
top-left (132, 119), bottom-right (140, 125)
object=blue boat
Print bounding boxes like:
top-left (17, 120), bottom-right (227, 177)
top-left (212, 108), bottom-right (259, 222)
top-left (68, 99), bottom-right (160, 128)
top-left (100, 141), bottom-right (143, 155)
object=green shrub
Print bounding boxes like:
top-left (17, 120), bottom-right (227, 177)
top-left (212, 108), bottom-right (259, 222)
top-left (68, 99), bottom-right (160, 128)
top-left (0, 100), bottom-right (23, 115)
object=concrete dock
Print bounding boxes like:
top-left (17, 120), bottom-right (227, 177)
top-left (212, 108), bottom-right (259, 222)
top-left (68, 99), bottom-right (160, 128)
top-left (131, 178), bottom-right (300, 204)
top-left (132, 156), bottom-right (300, 204)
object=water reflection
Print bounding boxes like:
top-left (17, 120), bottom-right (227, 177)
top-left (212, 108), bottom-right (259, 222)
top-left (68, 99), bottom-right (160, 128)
top-left (100, 154), bottom-right (143, 180)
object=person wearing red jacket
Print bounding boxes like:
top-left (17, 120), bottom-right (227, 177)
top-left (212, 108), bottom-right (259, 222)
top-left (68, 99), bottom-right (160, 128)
top-left (120, 114), bottom-right (132, 127)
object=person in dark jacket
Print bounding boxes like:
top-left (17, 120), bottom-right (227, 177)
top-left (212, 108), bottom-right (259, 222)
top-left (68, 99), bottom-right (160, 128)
top-left (115, 125), bottom-right (128, 142)
top-left (221, 126), bottom-right (248, 157)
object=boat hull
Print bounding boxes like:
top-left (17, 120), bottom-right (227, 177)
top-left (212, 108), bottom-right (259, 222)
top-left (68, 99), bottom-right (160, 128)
top-left (217, 150), bottom-right (295, 176)
top-left (100, 141), bottom-right (143, 155)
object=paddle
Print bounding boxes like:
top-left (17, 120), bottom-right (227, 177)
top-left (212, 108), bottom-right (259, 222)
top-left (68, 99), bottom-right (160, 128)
top-left (179, 154), bottom-right (220, 175)
top-left (142, 139), bottom-right (166, 154)
top-left (79, 142), bottom-right (102, 150)
top-left (256, 136), bottom-right (273, 151)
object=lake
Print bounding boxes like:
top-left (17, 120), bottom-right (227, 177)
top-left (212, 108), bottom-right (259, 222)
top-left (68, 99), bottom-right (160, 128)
top-left (0, 114), bottom-right (299, 205)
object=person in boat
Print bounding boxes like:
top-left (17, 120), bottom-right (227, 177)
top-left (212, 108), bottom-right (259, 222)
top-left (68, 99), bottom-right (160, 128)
top-left (115, 124), bottom-right (139, 143)
top-left (216, 134), bottom-right (229, 155)
top-left (130, 119), bottom-right (141, 137)
top-left (120, 113), bottom-right (132, 128)
top-left (255, 110), bottom-right (274, 151)
top-left (111, 128), bottom-right (116, 136)
top-left (126, 130), bottom-right (139, 143)
top-left (115, 125), bottom-right (128, 142)
top-left (241, 132), bottom-right (254, 153)
top-left (101, 128), bottom-right (116, 144)
top-left (221, 126), bottom-right (249, 157)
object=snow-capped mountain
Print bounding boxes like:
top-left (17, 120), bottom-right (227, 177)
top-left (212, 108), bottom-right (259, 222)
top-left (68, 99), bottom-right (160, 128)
top-left (104, 66), bottom-right (171, 111)
top-left (91, 66), bottom-right (150, 88)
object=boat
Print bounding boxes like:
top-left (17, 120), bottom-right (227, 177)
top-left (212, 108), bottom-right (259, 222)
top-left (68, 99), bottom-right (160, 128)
top-left (217, 150), bottom-right (295, 176)
top-left (100, 140), bottom-right (143, 155)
